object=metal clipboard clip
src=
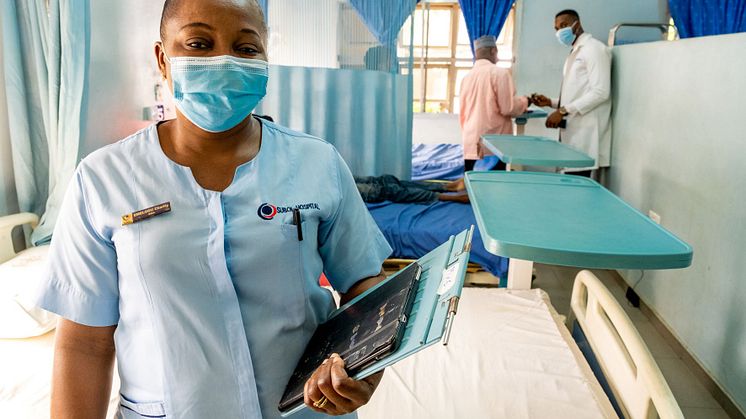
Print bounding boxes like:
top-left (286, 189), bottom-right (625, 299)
top-left (440, 225), bottom-right (473, 346)
top-left (453, 225), bottom-right (474, 258)
top-left (441, 296), bottom-right (460, 346)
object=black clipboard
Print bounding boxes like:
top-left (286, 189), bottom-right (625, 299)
top-left (278, 262), bottom-right (422, 413)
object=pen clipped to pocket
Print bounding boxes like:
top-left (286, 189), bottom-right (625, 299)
top-left (292, 208), bottom-right (303, 241)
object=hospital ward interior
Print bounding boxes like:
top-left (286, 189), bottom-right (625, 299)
top-left (1, 0), bottom-right (745, 418)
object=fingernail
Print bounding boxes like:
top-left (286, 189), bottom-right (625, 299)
top-left (322, 359), bottom-right (328, 365)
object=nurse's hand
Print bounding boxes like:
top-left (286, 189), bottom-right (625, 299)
top-left (545, 110), bottom-right (564, 129)
top-left (304, 353), bottom-right (383, 415)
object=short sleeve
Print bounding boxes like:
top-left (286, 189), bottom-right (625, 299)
top-left (33, 167), bottom-right (120, 327)
top-left (318, 150), bottom-right (392, 293)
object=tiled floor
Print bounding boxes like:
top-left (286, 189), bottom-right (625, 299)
top-left (518, 264), bottom-right (731, 418)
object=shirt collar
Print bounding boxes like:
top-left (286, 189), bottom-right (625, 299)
top-left (474, 59), bottom-right (494, 67)
top-left (572, 33), bottom-right (592, 52)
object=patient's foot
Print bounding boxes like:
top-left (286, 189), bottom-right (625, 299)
top-left (445, 178), bottom-right (465, 192)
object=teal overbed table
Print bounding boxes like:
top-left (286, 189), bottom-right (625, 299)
top-left (465, 172), bottom-right (693, 289)
top-left (513, 108), bottom-right (548, 135)
top-left (481, 134), bottom-right (595, 171)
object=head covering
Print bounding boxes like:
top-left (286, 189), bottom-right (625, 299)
top-left (473, 35), bottom-right (497, 49)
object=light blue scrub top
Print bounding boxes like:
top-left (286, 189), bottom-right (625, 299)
top-left (34, 120), bottom-right (392, 419)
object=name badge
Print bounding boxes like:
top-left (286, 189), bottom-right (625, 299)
top-left (122, 202), bottom-right (171, 225)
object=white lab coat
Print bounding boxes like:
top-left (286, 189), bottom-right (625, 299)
top-left (551, 33), bottom-right (612, 170)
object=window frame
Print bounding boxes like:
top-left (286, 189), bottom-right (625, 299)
top-left (402, 2), bottom-right (515, 114)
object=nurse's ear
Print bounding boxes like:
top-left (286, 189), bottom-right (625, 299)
top-left (154, 41), bottom-right (168, 81)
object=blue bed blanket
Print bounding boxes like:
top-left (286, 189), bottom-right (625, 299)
top-left (366, 200), bottom-right (508, 281)
top-left (411, 143), bottom-right (499, 181)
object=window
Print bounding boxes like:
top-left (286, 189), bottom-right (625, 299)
top-left (399, 2), bottom-right (515, 114)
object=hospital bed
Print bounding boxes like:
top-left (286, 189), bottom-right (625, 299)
top-left (367, 144), bottom-right (508, 281)
top-left (411, 143), bottom-right (497, 181)
top-left (358, 271), bottom-right (683, 419)
top-left (367, 201), bottom-right (509, 282)
top-left (0, 212), bottom-right (119, 419)
top-left (569, 271), bottom-right (683, 419)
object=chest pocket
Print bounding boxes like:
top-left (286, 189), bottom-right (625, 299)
top-left (227, 219), bottom-right (313, 330)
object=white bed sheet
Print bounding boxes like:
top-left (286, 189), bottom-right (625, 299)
top-left (0, 330), bottom-right (120, 419)
top-left (358, 288), bottom-right (617, 419)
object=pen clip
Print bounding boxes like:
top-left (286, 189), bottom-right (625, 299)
top-left (293, 208), bottom-right (303, 241)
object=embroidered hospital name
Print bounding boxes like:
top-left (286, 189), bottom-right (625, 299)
top-left (257, 202), bottom-right (320, 220)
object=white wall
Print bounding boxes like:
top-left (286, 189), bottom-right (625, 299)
top-left (513, 0), bottom-right (668, 96)
top-left (0, 18), bottom-right (19, 217)
top-left (610, 33), bottom-right (746, 413)
top-left (512, 0), bottom-right (668, 138)
top-left (82, 0), bottom-right (165, 155)
top-left (411, 0), bottom-right (670, 144)
top-left (412, 113), bottom-right (461, 145)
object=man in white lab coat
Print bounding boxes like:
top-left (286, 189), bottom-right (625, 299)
top-left (533, 9), bottom-right (612, 178)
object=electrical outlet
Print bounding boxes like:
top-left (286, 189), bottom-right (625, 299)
top-left (648, 210), bottom-right (661, 224)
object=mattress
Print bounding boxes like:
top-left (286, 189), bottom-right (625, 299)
top-left (357, 288), bottom-right (617, 419)
top-left (0, 331), bottom-right (120, 418)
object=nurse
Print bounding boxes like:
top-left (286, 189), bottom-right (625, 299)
top-left (34, 0), bottom-right (392, 418)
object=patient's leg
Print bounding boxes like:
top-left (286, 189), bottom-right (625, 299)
top-left (437, 193), bottom-right (469, 204)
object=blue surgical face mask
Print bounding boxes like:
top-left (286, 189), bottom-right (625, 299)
top-left (166, 54), bottom-right (269, 133)
top-left (556, 22), bottom-right (577, 46)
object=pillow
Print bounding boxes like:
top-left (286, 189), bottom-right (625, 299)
top-left (0, 245), bottom-right (58, 338)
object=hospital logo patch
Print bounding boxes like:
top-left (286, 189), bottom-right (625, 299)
top-left (257, 202), bottom-right (321, 220)
top-left (257, 203), bottom-right (278, 220)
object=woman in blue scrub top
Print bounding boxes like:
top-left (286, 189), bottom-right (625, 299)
top-left (34, 0), bottom-right (392, 418)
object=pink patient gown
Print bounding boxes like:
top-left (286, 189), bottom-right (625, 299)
top-left (459, 59), bottom-right (528, 160)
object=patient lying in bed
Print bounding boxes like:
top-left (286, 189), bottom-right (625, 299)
top-left (355, 175), bottom-right (468, 204)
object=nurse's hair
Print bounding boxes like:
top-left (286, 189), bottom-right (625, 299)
top-left (159, 0), bottom-right (267, 40)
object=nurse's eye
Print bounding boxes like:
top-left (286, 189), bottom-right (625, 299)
top-left (185, 39), bottom-right (211, 50)
top-left (236, 44), bottom-right (260, 56)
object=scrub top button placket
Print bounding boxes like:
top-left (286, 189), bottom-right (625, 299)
top-left (205, 191), bottom-right (262, 417)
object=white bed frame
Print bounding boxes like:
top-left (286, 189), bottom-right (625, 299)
top-left (0, 212), bottom-right (38, 264)
top-left (569, 270), bottom-right (684, 419)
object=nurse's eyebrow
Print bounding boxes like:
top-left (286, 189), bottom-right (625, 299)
top-left (180, 22), bottom-right (213, 31)
top-left (240, 28), bottom-right (261, 37)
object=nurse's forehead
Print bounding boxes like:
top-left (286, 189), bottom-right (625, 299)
top-left (162, 0), bottom-right (265, 35)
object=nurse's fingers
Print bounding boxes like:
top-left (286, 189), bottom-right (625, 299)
top-left (329, 355), bottom-right (374, 403)
top-left (315, 355), bottom-right (356, 413)
top-left (305, 359), bottom-right (334, 413)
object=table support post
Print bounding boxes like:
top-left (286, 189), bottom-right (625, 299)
top-left (515, 122), bottom-right (526, 136)
top-left (507, 258), bottom-right (533, 289)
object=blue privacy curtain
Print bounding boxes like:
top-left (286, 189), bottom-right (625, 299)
top-left (669, 0), bottom-right (746, 38)
top-left (458, 0), bottom-right (515, 53)
top-left (258, 0), bottom-right (415, 178)
top-left (1, 0), bottom-right (90, 244)
top-left (349, 0), bottom-right (418, 73)
top-left (349, 0), bottom-right (417, 46)
top-left (258, 66), bottom-right (411, 177)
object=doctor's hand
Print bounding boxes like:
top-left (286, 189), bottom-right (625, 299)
top-left (545, 110), bottom-right (564, 129)
top-left (531, 94), bottom-right (552, 107)
top-left (305, 353), bottom-right (383, 415)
